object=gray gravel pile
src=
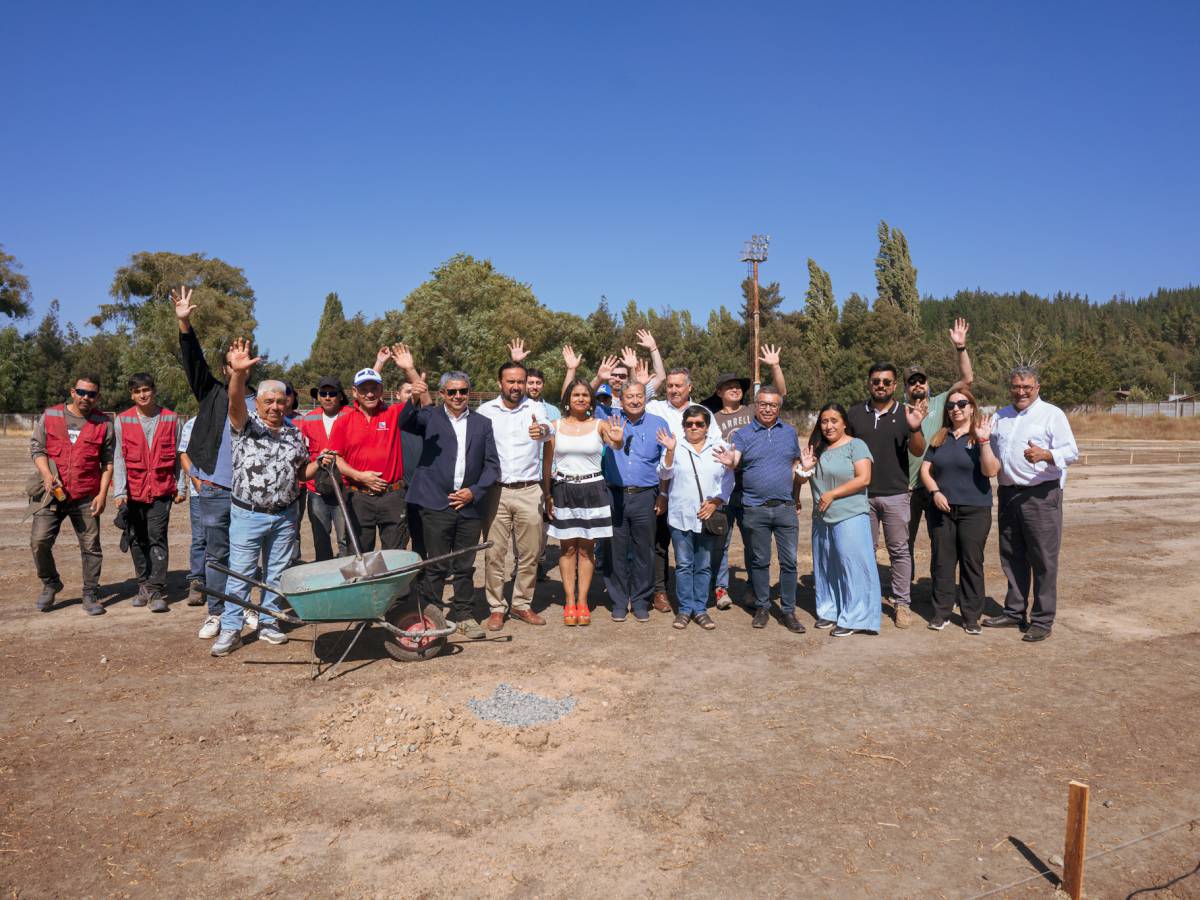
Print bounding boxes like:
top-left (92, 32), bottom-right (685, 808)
top-left (467, 683), bottom-right (576, 726)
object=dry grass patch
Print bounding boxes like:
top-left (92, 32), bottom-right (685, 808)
top-left (1069, 412), bottom-right (1200, 440)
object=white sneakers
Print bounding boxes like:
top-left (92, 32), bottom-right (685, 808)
top-left (244, 608), bottom-right (259, 631)
top-left (198, 615), bottom-right (221, 639)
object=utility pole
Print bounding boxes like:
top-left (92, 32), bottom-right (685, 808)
top-left (740, 234), bottom-right (770, 390)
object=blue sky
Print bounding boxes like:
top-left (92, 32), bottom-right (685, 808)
top-left (5, 1), bottom-right (1198, 361)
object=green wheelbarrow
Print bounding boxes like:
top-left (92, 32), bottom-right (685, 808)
top-left (201, 541), bottom-right (491, 678)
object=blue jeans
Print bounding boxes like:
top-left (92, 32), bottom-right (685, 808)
top-left (743, 503), bottom-right (799, 613)
top-left (199, 483), bottom-right (231, 615)
top-left (671, 528), bottom-right (717, 617)
top-left (221, 504), bottom-right (297, 632)
top-left (711, 499), bottom-right (749, 592)
top-left (813, 514), bottom-right (881, 632)
top-left (187, 493), bottom-right (207, 583)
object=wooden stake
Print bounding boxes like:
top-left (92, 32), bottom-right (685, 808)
top-left (1062, 780), bottom-right (1089, 900)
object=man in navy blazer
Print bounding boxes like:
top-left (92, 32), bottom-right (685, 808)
top-left (404, 371), bottom-right (500, 639)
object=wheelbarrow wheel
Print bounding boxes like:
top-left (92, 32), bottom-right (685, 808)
top-left (382, 602), bottom-right (449, 662)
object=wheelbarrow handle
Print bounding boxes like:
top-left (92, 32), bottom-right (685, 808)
top-left (208, 561), bottom-right (281, 598)
top-left (375, 617), bottom-right (457, 641)
top-left (386, 541), bottom-right (495, 578)
top-left (197, 585), bottom-right (305, 626)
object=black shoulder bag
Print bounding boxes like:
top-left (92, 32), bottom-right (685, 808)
top-left (688, 449), bottom-right (728, 537)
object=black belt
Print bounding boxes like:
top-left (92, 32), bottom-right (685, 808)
top-left (555, 473), bottom-right (603, 484)
top-left (1005, 481), bottom-right (1056, 492)
top-left (232, 495), bottom-right (295, 515)
top-left (759, 499), bottom-right (787, 507)
top-left (619, 485), bottom-right (656, 494)
top-left (500, 480), bottom-right (541, 489)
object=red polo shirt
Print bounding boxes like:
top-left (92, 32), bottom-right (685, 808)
top-left (327, 401), bottom-right (411, 486)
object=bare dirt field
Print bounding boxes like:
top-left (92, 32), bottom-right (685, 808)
top-left (1, 435), bottom-right (1197, 899)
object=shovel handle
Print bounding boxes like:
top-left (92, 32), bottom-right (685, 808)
top-left (325, 459), bottom-right (365, 560)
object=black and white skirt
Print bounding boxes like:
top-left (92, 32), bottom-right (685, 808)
top-left (548, 475), bottom-right (613, 540)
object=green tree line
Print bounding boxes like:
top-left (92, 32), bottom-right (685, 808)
top-left (0, 229), bottom-right (1196, 415)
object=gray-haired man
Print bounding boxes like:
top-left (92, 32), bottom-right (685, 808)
top-left (983, 366), bottom-right (1078, 642)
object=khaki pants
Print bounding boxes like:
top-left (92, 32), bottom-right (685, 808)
top-left (482, 484), bottom-right (542, 613)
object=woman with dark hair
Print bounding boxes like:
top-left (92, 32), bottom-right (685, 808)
top-left (795, 403), bottom-right (880, 636)
top-left (546, 378), bottom-right (623, 625)
top-left (919, 386), bottom-right (999, 633)
top-left (658, 404), bottom-right (733, 630)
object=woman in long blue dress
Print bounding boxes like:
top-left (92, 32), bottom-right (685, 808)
top-left (795, 403), bottom-right (881, 636)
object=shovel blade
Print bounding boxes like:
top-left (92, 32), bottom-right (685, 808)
top-left (338, 551), bottom-right (390, 583)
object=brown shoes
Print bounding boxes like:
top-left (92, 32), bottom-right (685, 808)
top-left (511, 608), bottom-right (546, 626)
top-left (652, 592), bottom-right (671, 613)
top-left (486, 612), bottom-right (506, 632)
top-left (894, 603), bottom-right (912, 629)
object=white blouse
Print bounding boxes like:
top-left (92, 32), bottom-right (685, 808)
top-left (661, 437), bottom-right (735, 533)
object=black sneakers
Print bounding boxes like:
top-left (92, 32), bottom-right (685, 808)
top-left (831, 626), bottom-right (853, 637)
top-left (781, 612), bottom-right (806, 634)
top-left (1022, 625), bottom-right (1051, 642)
top-left (751, 608), bottom-right (770, 629)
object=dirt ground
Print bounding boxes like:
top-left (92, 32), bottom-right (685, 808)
top-left (1, 434), bottom-right (1197, 899)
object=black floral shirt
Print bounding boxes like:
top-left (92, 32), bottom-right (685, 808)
top-left (230, 414), bottom-right (308, 509)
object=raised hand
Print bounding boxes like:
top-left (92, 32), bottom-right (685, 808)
top-left (374, 346), bottom-right (392, 370)
top-left (713, 446), bottom-right (739, 469)
top-left (597, 354), bottom-right (619, 381)
top-left (634, 359), bottom-right (651, 385)
top-left (562, 344), bottom-right (582, 370)
top-left (606, 414), bottom-right (626, 446)
top-left (528, 414), bottom-right (549, 441)
top-left (904, 398), bottom-right (928, 431)
top-left (974, 416), bottom-right (992, 443)
top-left (620, 346), bottom-right (639, 371)
top-left (226, 337), bottom-right (260, 373)
top-left (799, 445), bottom-right (817, 471)
top-left (171, 286), bottom-right (196, 321)
top-left (655, 427), bottom-right (675, 450)
top-left (949, 317), bottom-right (970, 349)
top-left (409, 378), bottom-right (429, 400)
top-left (636, 329), bottom-right (658, 352)
top-left (760, 343), bottom-right (782, 366)
top-left (391, 342), bottom-right (415, 371)
top-left (508, 338), bottom-right (530, 363)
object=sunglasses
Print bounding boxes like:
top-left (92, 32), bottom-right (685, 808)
top-left (683, 421), bottom-right (707, 428)
top-left (74, 388), bottom-right (99, 398)
top-left (870, 378), bottom-right (894, 387)
top-left (907, 375), bottom-right (927, 386)
top-left (947, 399), bottom-right (972, 410)
top-left (443, 388), bottom-right (469, 396)
top-left (317, 390), bottom-right (341, 398)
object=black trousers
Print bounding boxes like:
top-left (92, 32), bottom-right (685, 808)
top-left (128, 495), bottom-right (173, 591)
top-left (927, 502), bottom-right (991, 624)
top-left (653, 503), bottom-right (672, 594)
top-left (998, 482), bottom-right (1063, 629)
top-left (908, 485), bottom-right (932, 580)
top-left (604, 488), bottom-right (658, 617)
top-left (346, 485), bottom-right (409, 551)
top-left (415, 506), bottom-right (483, 621)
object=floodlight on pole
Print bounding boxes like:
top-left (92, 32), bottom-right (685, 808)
top-left (740, 234), bottom-right (771, 389)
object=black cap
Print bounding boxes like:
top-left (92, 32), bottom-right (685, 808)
top-left (310, 376), bottom-right (346, 400)
top-left (701, 372), bottom-right (751, 412)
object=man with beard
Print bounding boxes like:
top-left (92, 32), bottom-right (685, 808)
top-left (904, 318), bottom-right (974, 578)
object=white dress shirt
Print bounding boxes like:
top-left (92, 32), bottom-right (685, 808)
top-left (476, 396), bottom-right (550, 483)
top-left (989, 397), bottom-right (1079, 487)
top-left (660, 436), bottom-right (735, 533)
top-left (445, 406), bottom-right (470, 490)
top-left (646, 398), bottom-right (723, 445)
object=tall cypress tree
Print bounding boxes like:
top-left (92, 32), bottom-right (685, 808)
top-left (874, 220), bottom-right (920, 320)
top-left (804, 258), bottom-right (836, 328)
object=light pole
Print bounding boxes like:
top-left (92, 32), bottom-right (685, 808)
top-left (740, 234), bottom-right (770, 390)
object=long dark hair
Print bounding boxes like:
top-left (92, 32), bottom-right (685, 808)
top-left (560, 378), bottom-right (596, 418)
top-left (808, 403), bottom-right (854, 456)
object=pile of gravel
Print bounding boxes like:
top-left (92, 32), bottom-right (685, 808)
top-left (467, 683), bottom-right (576, 727)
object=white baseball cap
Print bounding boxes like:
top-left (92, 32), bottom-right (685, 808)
top-left (353, 368), bottom-right (383, 386)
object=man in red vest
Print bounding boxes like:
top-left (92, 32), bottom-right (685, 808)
top-left (113, 373), bottom-right (186, 612)
top-left (297, 376), bottom-right (351, 561)
top-left (30, 375), bottom-right (115, 615)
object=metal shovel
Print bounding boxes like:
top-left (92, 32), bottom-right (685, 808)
top-left (325, 460), bottom-right (390, 582)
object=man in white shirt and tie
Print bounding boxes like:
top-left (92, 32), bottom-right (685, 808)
top-left (476, 361), bottom-right (553, 631)
top-left (983, 366), bottom-right (1079, 642)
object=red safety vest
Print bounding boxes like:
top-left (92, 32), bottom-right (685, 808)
top-left (43, 404), bottom-right (109, 501)
top-left (118, 406), bottom-right (179, 502)
top-left (297, 406), bottom-right (349, 492)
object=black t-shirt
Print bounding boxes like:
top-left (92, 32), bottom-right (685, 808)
top-left (923, 432), bottom-right (993, 507)
top-left (846, 401), bottom-right (911, 497)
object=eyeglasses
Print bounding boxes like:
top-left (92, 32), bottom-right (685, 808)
top-left (74, 388), bottom-right (99, 398)
top-left (444, 388), bottom-right (469, 396)
top-left (611, 372), bottom-right (628, 380)
top-left (756, 401), bottom-right (780, 409)
top-left (1010, 384), bottom-right (1037, 393)
top-left (947, 399), bottom-right (972, 410)
top-left (683, 421), bottom-right (707, 429)
top-left (906, 375), bottom-right (927, 386)
top-left (318, 390), bottom-right (340, 398)
top-left (870, 378), bottom-right (894, 387)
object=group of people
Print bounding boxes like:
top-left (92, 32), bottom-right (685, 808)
top-left (29, 293), bottom-right (1080, 655)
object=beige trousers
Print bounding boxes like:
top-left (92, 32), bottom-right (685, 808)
top-left (482, 484), bottom-right (543, 613)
